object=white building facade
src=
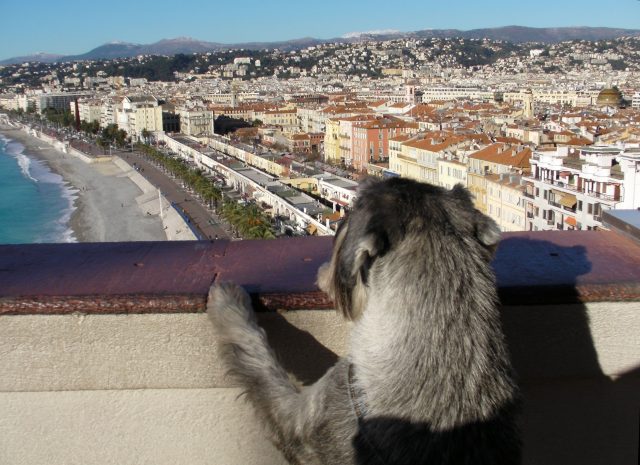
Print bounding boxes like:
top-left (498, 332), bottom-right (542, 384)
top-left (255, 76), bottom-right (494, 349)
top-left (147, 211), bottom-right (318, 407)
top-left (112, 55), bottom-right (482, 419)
top-left (523, 146), bottom-right (639, 231)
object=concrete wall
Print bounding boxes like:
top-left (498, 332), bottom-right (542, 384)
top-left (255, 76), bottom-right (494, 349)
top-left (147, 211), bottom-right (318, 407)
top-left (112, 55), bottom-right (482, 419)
top-left (0, 302), bottom-right (638, 465)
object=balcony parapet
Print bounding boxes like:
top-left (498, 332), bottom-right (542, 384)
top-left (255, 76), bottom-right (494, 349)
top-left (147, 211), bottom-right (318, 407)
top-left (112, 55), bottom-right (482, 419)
top-left (1, 231), bottom-right (640, 315)
top-left (524, 176), bottom-right (622, 202)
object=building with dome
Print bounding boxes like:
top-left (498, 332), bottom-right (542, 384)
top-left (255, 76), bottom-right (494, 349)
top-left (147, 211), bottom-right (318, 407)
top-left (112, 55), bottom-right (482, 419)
top-left (596, 87), bottom-right (623, 108)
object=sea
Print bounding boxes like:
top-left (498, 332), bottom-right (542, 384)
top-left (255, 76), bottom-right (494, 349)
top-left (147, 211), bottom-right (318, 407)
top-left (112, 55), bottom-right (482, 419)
top-left (0, 132), bottom-right (76, 244)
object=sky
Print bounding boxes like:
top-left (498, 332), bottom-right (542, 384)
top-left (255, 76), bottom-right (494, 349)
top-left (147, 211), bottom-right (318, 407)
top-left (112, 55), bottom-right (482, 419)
top-left (2, 0), bottom-right (640, 60)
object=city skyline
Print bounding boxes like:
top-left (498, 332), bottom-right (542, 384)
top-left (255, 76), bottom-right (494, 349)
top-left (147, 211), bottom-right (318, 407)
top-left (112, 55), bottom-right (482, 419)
top-left (2, 0), bottom-right (640, 61)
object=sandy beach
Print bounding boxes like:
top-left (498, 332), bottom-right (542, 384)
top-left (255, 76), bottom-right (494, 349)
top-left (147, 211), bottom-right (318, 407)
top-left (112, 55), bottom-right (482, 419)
top-left (0, 126), bottom-right (169, 242)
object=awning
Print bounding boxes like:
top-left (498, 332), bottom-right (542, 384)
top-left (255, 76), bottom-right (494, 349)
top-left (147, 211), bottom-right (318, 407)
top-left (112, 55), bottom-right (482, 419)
top-left (559, 193), bottom-right (577, 208)
top-left (565, 216), bottom-right (577, 227)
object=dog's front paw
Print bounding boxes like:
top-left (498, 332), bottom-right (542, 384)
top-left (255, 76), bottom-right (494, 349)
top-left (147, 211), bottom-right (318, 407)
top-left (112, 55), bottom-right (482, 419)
top-left (207, 282), bottom-right (255, 331)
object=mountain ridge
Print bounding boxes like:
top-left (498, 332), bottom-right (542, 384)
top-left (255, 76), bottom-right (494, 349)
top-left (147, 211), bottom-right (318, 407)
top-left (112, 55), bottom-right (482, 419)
top-left (2, 26), bottom-right (639, 65)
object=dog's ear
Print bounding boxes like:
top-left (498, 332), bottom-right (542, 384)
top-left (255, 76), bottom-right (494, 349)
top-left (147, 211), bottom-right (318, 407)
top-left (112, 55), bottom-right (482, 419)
top-left (451, 183), bottom-right (474, 205)
top-left (475, 214), bottom-right (501, 248)
top-left (450, 184), bottom-right (501, 248)
top-left (323, 209), bottom-right (386, 320)
top-left (356, 176), bottom-right (381, 195)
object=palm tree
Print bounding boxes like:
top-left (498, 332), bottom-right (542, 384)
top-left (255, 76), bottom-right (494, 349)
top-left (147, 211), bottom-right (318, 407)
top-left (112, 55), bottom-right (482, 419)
top-left (141, 129), bottom-right (151, 144)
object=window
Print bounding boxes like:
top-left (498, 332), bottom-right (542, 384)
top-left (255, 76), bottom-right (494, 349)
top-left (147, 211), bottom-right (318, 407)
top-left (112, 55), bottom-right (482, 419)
top-left (577, 200), bottom-right (583, 211)
top-left (594, 203), bottom-right (602, 218)
top-left (588, 203), bottom-right (593, 214)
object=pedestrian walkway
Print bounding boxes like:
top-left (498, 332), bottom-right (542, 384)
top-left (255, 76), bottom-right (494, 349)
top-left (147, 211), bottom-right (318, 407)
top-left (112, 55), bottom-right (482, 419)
top-left (120, 150), bottom-right (232, 240)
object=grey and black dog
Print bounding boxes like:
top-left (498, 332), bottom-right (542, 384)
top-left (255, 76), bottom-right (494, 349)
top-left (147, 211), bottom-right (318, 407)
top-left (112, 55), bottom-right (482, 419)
top-left (208, 177), bottom-right (521, 464)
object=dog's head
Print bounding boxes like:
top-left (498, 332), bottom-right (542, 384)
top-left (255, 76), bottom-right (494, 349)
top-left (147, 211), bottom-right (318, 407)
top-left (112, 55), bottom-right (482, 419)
top-left (317, 177), bottom-right (500, 320)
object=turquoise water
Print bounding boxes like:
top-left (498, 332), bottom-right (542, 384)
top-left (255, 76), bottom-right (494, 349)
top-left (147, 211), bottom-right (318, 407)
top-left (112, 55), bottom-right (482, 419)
top-left (0, 132), bottom-right (76, 244)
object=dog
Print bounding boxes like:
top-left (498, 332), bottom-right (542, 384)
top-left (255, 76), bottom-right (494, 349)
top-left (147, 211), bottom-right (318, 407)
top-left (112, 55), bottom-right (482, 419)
top-left (207, 177), bottom-right (521, 464)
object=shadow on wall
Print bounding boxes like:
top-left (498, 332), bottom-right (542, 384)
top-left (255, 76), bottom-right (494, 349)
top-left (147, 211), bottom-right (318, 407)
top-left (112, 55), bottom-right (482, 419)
top-left (495, 237), bottom-right (639, 465)
top-left (258, 311), bottom-right (339, 386)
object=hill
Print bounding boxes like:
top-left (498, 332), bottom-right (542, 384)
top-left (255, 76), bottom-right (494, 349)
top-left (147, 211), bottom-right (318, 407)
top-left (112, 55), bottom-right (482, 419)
top-left (2, 26), bottom-right (639, 64)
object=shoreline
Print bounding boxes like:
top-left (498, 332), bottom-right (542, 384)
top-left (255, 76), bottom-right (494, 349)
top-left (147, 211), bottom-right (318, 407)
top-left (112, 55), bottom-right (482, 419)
top-left (0, 124), bottom-right (174, 243)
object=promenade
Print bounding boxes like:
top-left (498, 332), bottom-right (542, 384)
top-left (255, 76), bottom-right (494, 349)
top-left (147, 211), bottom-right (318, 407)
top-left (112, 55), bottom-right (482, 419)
top-left (119, 149), bottom-right (232, 240)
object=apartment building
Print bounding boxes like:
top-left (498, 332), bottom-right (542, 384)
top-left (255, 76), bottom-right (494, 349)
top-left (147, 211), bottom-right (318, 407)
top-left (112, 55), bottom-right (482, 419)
top-left (467, 143), bottom-right (532, 214)
top-left (176, 107), bottom-right (215, 137)
top-left (438, 156), bottom-right (468, 189)
top-left (296, 107), bottom-right (329, 133)
top-left (285, 132), bottom-right (324, 154)
top-left (632, 92), bottom-right (640, 110)
top-left (388, 134), bottom-right (420, 180)
top-left (72, 99), bottom-right (102, 124)
top-left (523, 145), bottom-right (640, 231)
top-left (421, 87), bottom-right (495, 102)
top-left (116, 95), bottom-right (163, 140)
top-left (100, 99), bottom-right (116, 128)
top-left (503, 90), bottom-right (585, 107)
top-left (322, 104), bottom-right (375, 163)
top-left (261, 108), bottom-right (298, 131)
top-left (323, 118), bottom-right (342, 164)
top-left (331, 114), bottom-right (379, 167)
top-left (485, 174), bottom-right (527, 232)
top-left (350, 117), bottom-right (418, 171)
top-left (36, 92), bottom-right (91, 113)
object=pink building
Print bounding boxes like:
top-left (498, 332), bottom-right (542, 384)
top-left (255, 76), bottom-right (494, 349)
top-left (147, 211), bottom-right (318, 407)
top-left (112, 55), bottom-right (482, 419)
top-left (351, 117), bottom-right (419, 171)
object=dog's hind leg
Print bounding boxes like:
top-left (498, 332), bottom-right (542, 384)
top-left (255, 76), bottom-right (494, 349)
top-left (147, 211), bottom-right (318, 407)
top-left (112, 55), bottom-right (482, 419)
top-left (207, 283), bottom-right (309, 462)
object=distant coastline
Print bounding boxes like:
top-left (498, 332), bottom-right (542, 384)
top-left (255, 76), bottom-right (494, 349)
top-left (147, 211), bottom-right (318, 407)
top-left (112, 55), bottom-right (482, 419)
top-left (0, 124), bottom-right (177, 243)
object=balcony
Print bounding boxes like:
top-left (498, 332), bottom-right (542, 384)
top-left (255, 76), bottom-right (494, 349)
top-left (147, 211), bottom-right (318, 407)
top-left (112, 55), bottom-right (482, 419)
top-left (551, 179), bottom-right (579, 192)
top-left (531, 177), bottom-right (622, 203)
top-left (1, 233), bottom-right (639, 465)
top-left (588, 190), bottom-right (622, 202)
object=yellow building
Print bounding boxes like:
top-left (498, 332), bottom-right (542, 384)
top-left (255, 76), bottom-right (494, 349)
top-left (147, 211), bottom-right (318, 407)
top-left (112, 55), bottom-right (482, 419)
top-left (388, 134), bottom-right (422, 180)
top-left (392, 132), bottom-right (491, 186)
top-left (437, 157), bottom-right (468, 189)
top-left (468, 143), bottom-right (532, 214)
top-left (486, 174), bottom-right (527, 232)
top-left (262, 109), bottom-right (298, 131)
top-left (323, 119), bottom-right (341, 164)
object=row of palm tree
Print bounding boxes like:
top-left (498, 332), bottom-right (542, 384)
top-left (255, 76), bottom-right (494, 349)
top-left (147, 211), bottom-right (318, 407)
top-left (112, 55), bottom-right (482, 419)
top-left (135, 143), bottom-right (275, 239)
top-left (220, 201), bottom-right (275, 239)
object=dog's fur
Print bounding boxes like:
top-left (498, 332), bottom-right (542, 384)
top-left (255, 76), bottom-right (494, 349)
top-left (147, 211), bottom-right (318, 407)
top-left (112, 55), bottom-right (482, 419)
top-left (208, 178), bottom-right (521, 464)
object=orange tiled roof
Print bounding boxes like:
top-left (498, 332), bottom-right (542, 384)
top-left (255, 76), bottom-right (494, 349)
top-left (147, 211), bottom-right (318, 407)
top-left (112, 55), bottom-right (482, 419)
top-left (403, 132), bottom-right (488, 153)
top-left (469, 143), bottom-right (532, 170)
